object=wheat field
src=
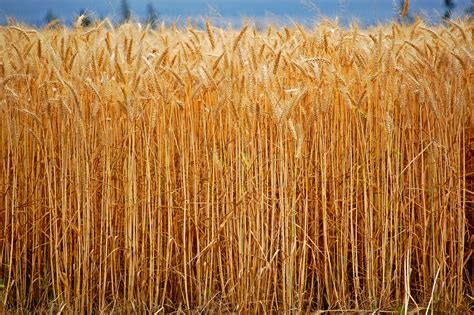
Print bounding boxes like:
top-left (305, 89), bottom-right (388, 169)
top-left (0, 18), bottom-right (473, 313)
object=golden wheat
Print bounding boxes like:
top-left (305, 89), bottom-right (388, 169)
top-left (0, 18), bottom-right (473, 313)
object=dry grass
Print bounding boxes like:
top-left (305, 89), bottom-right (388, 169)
top-left (0, 18), bottom-right (473, 313)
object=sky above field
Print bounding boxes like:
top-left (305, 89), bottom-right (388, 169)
top-left (0, 0), bottom-right (472, 26)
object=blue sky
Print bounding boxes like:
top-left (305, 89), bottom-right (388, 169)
top-left (0, 0), bottom-right (471, 25)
